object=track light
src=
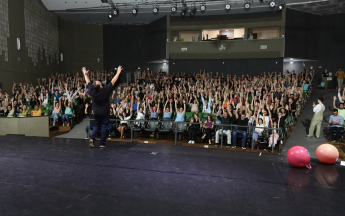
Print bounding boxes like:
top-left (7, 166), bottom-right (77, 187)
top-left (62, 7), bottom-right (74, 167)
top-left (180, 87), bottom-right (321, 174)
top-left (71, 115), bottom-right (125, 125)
top-left (153, 6), bottom-right (158, 14)
top-left (171, 5), bottom-right (177, 12)
top-left (225, 4), bottom-right (231, 10)
top-left (200, 4), bottom-right (206, 11)
top-left (269, 1), bottom-right (276, 7)
top-left (244, 2), bottom-right (250, 9)
top-left (113, 8), bottom-right (118, 16)
top-left (190, 9), bottom-right (196, 16)
top-left (132, 8), bottom-right (138, 15)
top-left (278, 4), bottom-right (284, 10)
top-left (108, 13), bottom-right (112, 19)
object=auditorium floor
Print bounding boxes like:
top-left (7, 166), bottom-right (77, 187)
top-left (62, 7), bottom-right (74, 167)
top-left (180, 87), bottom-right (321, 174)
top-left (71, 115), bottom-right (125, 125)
top-left (0, 135), bottom-right (344, 216)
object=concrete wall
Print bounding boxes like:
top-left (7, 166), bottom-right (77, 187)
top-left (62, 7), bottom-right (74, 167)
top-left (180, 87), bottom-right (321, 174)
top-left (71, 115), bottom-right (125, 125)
top-left (58, 18), bottom-right (103, 73)
top-left (0, 116), bottom-right (49, 137)
top-left (0, 0), bottom-right (59, 93)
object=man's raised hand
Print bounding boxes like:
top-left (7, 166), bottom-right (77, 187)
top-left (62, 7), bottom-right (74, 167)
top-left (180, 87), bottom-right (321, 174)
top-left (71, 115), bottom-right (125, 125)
top-left (82, 67), bottom-right (89, 75)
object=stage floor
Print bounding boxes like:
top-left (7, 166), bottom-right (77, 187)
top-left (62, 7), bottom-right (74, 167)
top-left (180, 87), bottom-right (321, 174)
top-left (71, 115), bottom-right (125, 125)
top-left (0, 135), bottom-right (344, 216)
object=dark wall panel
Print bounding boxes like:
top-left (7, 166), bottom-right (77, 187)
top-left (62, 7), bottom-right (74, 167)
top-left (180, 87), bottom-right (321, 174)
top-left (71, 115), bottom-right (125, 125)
top-left (285, 8), bottom-right (320, 60)
top-left (169, 58), bottom-right (283, 75)
top-left (103, 16), bottom-right (167, 82)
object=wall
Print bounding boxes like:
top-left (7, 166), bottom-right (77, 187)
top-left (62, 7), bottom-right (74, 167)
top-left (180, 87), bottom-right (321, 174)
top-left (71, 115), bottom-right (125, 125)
top-left (58, 17), bottom-right (103, 73)
top-left (284, 8), bottom-right (320, 60)
top-left (169, 58), bottom-right (283, 75)
top-left (0, 0), bottom-right (59, 93)
top-left (103, 16), bottom-right (167, 82)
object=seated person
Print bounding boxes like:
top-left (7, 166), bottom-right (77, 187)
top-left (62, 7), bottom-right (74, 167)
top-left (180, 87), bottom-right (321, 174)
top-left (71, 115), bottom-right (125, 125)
top-left (5, 99), bottom-right (14, 117)
top-left (188, 113), bottom-right (202, 144)
top-left (135, 102), bottom-right (146, 127)
top-left (148, 99), bottom-right (160, 120)
top-left (329, 109), bottom-right (344, 142)
top-left (232, 106), bottom-right (251, 149)
top-left (62, 100), bottom-right (73, 127)
top-left (52, 98), bottom-right (62, 126)
top-left (202, 115), bottom-right (214, 145)
top-left (268, 119), bottom-right (279, 148)
top-left (118, 110), bottom-right (132, 139)
top-left (174, 99), bottom-right (186, 122)
top-left (252, 109), bottom-right (266, 150)
top-left (162, 100), bottom-right (172, 121)
top-left (18, 104), bottom-right (29, 117)
top-left (214, 106), bottom-right (233, 146)
top-left (189, 98), bottom-right (199, 114)
top-left (30, 97), bottom-right (42, 117)
top-left (201, 93), bottom-right (212, 113)
top-left (333, 95), bottom-right (345, 119)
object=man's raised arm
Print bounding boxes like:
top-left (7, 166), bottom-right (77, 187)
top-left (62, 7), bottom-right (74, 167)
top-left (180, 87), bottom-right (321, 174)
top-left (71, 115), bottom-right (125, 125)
top-left (111, 66), bottom-right (123, 86)
top-left (82, 67), bottom-right (91, 84)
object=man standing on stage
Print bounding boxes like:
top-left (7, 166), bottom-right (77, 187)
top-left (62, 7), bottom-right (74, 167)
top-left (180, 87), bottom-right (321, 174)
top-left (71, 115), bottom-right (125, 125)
top-left (82, 66), bottom-right (123, 148)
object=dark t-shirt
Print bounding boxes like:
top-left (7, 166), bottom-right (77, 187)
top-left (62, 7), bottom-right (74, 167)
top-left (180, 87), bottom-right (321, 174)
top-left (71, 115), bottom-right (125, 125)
top-left (322, 72), bottom-right (329, 77)
top-left (88, 82), bottom-right (113, 116)
top-left (234, 117), bottom-right (249, 131)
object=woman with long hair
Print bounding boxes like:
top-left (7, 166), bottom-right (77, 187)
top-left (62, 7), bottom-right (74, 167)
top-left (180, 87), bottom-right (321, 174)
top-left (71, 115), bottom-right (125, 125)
top-left (202, 115), bottom-right (214, 145)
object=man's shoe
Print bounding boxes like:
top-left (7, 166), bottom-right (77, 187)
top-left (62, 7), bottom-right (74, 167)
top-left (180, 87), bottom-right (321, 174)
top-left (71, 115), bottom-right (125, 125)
top-left (89, 139), bottom-right (94, 148)
top-left (188, 140), bottom-right (192, 144)
top-left (316, 137), bottom-right (320, 139)
top-left (191, 141), bottom-right (195, 144)
top-left (306, 135), bottom-right (312, 137)
top-left (331, 140), bottom-right (336, 142)
top-left (100, 144), bottom-right (106, 148)
top-left (242, 147), bottom-right (247, 150)
top-left (231, 146), bottom-right (236, 148)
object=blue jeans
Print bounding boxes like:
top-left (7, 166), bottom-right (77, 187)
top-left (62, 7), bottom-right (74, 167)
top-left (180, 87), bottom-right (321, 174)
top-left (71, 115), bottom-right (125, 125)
top-left (252, 131), bottom-right (262, 146)
top-left (233, 130), bottom-right (247, 147)
top-left (62, 114), bottom-right (72, 124)
top-left (85, 124), bottom-right (94, 136)
top-left (248, 122), bottom-right (253, 132)
top-left (91, 115), bottom-right (109, 145)
top-left (52, 113), bottom-right (59, 123)
top-left (108, 123), bottom-right (114, 137)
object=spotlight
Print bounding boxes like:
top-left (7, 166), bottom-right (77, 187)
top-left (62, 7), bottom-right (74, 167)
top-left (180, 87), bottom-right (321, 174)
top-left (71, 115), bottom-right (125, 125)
top-left (171, 5), bottom-right (177, 12)
top-left (244, 2), bottom-right (250, 9)
top-left (113, 8), bottom-right (119, 16)
top-left (190, 9), bottom-right (196, 16)
top-left (269, 1), bottom-right (276, 8)
top-left (132, 8), bottom-right (138, 15)
top-left (225, 4), bottom-right (231, 10)
top-left (278, 4), bottom-right (284, 10)
top-left (200, 4), bottom-right (206, 11)
top-left (153, 6), bottom-right (158, 14)
top-left (108, 13), bottom-right (112, 19)
top-left (181, 10), bottom-right (186, 16)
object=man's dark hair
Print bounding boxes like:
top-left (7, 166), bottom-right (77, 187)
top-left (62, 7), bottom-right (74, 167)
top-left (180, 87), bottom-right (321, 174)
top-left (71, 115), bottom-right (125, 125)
top-left (318, 97), bottom-right (324, 103)
top-left (333, 109), bottom-right (338, 112)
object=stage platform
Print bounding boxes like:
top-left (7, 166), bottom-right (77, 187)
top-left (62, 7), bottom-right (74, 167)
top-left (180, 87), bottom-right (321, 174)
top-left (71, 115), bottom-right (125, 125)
top-left (0, 135), bottom-right (344, 216)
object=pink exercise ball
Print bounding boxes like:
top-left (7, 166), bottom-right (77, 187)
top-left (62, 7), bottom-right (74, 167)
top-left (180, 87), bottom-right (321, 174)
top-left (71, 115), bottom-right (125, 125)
top-left (315, 144), bottom-right (339, 164)
top-left (287, 146), bottom-right (311, 169)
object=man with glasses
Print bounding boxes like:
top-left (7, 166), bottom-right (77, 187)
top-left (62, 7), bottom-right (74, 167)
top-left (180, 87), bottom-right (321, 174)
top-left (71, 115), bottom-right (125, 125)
top-left (329, 109), bottom-right (344, 142)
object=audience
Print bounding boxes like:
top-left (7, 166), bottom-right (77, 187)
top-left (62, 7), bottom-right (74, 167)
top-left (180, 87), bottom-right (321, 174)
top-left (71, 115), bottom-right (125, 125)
top-left (2, 68), bottom-right (315, 149)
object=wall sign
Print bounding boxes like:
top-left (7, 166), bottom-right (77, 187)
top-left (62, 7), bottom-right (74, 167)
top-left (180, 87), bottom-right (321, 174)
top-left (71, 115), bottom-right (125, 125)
top-left (260, 45), bottom-right (267, 49)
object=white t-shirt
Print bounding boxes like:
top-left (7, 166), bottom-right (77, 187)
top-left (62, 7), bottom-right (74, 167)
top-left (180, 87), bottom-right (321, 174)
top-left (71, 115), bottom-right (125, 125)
top-left (255, 123), bottom-right (265, 133)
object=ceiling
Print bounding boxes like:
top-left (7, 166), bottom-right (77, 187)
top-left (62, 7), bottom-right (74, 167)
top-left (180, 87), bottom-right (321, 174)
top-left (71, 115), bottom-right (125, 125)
top-left (41, 0), bottom-right (345, 24)
top-left (287, 0), bottom-right (345, 15)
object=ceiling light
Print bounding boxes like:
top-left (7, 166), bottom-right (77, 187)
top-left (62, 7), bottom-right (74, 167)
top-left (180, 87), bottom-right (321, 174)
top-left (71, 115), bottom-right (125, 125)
top-left (108, 13), bottom-right (112, 19)
top-left (181, 10), bottom-right (186, 16)
top-left (132, 8), bottom-right (138, 15)
top-left (190, 9), bottom-right (196, 16)
top-left (225, 4), bottom-right (231, 10)
top-left (270, 1), bottom-right (276, 7)
top-left (244, 2), bottom-right (250, 9)
top-left (278, 4), bottom-right (284, 10)
top-left (200, 4), bottom-right (206, 11)
top-left (153, 6), bottom-right (158, 14)
top-left (290, 61), bottom-right (293, 64)
top-left (171, 5), bottom-right (177, 12)
top-left (113, 8), bottom-right (118, 16)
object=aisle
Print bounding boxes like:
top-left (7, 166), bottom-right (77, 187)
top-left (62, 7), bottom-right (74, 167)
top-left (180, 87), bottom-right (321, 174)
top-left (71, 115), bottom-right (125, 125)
top-left (56, 118), bottom-right (90, 139)
top-left (282, 88), bottom-right (335, 158)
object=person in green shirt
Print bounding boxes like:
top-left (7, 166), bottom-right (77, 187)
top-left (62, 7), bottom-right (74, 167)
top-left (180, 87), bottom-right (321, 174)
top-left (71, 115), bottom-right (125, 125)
top-left (18, 104), bottom-right (29, 117)
top-left (333, 95), bottom-right (345, 120)
top-left (62, 99), bottom-right (73, 127)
